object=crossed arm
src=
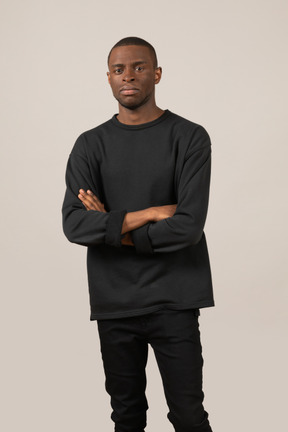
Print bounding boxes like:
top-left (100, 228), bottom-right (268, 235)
top-left (63, 126), bottom-right (211, 253)
top-left (77, 189), bottom-right (177, 246)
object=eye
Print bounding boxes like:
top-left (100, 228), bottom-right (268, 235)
top-left (114, 68), bottom-right (122, 74)
top-left (135, 66), bottom-right (144, 71)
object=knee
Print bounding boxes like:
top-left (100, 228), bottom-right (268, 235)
top-left (167, 409), bottom-right (212, 432)
top-left (112, 409), bottom-right (147, 432)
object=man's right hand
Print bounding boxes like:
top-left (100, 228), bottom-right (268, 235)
top-left (150, 204), bottom-right (177, 222)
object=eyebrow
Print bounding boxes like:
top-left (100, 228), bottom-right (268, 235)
top-left (111, 61), bottom-right (148, 68)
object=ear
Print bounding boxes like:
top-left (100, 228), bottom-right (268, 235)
top-left (107, 71), bottom-right (111, 85)
top-left (155, 66), bottom-right (162, 85)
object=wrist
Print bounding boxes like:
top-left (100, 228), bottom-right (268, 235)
top-left (147, 207), bottom-right (156, 222)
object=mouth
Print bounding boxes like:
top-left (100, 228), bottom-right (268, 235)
top-left (120, 86), bottom-right (139, 95)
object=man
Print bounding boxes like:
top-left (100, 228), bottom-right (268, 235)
top-left (62, 36), bottom-right (215, 432)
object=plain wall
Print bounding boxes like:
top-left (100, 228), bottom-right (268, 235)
top-left (1, 1), bottom-right (287, 431)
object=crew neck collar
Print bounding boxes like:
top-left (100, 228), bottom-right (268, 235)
top-left (111, 109), bottom-right (171, 130)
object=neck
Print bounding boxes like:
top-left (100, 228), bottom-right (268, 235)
top-left (116, 100), bottom-right (164, 125)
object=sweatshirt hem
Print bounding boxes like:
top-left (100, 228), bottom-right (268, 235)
top-left (90, 300), bottom-right (215, 321)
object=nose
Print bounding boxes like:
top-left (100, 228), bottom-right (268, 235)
top-left (123, 67), bottom-right (135, 82)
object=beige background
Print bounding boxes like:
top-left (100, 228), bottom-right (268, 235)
top-left (1, 0), bottom-right (287, 431)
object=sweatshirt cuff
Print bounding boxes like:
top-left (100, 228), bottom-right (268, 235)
top-left (130, 223), bottom-right (154, 255)
top-left (105, 209), bottom-right (127, 248)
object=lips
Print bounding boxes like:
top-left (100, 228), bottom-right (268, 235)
top-left (120, 86), bottom-right (139, 95)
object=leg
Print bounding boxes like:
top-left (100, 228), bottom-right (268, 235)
top-left (148, 309), bottom-right (213, 432)
top-left (97, 316), bottom-right (149, 432)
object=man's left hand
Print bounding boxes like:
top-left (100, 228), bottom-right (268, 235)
top-left (78, 189), bottom-right (134, 246)
top-left (78, 189), bottom-right (107, 212)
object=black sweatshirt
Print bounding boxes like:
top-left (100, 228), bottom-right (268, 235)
top-left (62, 109), bottom-right (215, 320)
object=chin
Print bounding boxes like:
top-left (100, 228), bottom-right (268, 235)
top-left (117, 97), bottom-right (150, 111)
top-left (120, 104), bottom-right (142, 110)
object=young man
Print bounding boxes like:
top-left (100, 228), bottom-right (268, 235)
top-left (62, 36), bottom-right (215, 432)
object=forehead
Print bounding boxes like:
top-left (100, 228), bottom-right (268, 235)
top-left (108, 45), bottom-right (153, 67)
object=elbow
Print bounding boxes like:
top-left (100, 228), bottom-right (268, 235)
top-left (62, 225), bottom-right (89, 247)
top-left (165, 215), bottom-right (205, 247)
top-left (61, 209), bottom-right (105, 247)
top-left (187, 211), bottom-right (207, 245)
top-left (62, 206), bottom-right (78, 244)
top-left (63, 231), bottom-right (74, 244)
top-left (190, 231), bottom-right (204, 245)
top-left (187, 223), bottom-right (205, 245)
top-left (62, 213), bottom-right (85, 245)
top-left (180, 214), bottom-right (205, 246)
top-left (62, 222), bottom-right (78, 244)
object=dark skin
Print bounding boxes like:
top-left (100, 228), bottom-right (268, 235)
top-left (78, 189), bottom-right (136, 245)
top-left (78, 45), bottom-right (177, 245)
top-left (106, 45), bottom-right (164, 124)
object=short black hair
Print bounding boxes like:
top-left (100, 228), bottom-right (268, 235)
top-left (107, 36), bottom-right (158, 69)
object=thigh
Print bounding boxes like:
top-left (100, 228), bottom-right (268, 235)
top-left (97, 316), bottom-right (149, 394)
top-left (96, 317), bottom-right (149, 431)
top-left (149, 309), bottom-right (206, 426)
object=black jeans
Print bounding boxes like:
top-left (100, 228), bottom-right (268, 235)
top-left (96, 308), bottom-right (213, 432)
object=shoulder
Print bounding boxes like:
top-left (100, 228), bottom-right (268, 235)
top-left (70, 118), bottom-right (113, 156)
top-left (167, 110), bottom-right (212, 153)
top-left (168, 111), bottom-right (209, 135)
top-left (80, 117), bottom-right (113, 143)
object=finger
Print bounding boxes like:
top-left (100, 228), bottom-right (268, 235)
top-left (79, 189), bottom-right (97, 202)
top-left (78, 192), bottom-right (98, 210)
top-left (86, 190), bottom-right (107, 212)
top-left (79, 189), bottom-right (99, 206)
top-left (86, 190), bottom-right (102, 204)
top-left (81, 202), bottom-right (90, 211)
top-left (79, 189), bottom-right (105, 211)
top-left (78, 196), bottom-right (89, 211)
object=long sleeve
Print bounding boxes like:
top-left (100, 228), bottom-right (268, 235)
top-left (130, 128), bottom-right (212, 254)
top-left (61, 134), bottom-right (127, 247)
